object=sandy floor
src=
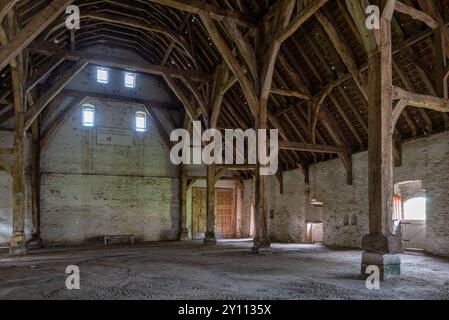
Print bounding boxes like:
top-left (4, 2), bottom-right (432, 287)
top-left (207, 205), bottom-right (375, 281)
top-left (0, 240), bottom-right (448, 300)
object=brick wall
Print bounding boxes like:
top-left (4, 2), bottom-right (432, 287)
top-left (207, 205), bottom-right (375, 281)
top-left (0, 131), bottom-right (33, 244)
top-left (39, 99), bottom-right (180, 245)
top-left (242, 131), bottom-right (449, 256)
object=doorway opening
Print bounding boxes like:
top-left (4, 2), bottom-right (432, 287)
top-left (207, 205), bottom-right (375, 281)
top-left (191, 188), bottom-right (236, 240)
top-left (305, 202), bottom-right (324, 244)
top-left (394, 181), bottom-right (427, 251)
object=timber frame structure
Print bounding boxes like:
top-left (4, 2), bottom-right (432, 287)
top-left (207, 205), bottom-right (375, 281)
top-left (1, 0), bottom-right (449, 254)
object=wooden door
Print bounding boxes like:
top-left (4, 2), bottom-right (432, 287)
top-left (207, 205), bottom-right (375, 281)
top-left (401, 220), bottom-right (427, 250)
top-left (192, 188), bottom-right (207, 239)
top-left (215, 189), bottom-right (234, 238)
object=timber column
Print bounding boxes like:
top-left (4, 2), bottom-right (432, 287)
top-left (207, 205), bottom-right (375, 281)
top-left (204, 164), bottom-right (217, 244)
top-left (179, 165), bottom-right (189, 240)
top-left (252, 99), bottom-right (271, 253)
top-left (10, 111), bottom-right (26, 254)
top-left (9, 46), bottom-right (26, 254)
top-left (361, 3), bottom-right (401, 279)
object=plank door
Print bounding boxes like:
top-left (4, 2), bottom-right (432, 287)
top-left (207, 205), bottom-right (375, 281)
top-left (192, 188), bottom-right (207, 239)
top-left (215, 189), bottom-right (234, 238)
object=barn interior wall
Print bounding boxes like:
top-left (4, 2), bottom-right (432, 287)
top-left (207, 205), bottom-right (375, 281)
top-left (0, 131), bottom-right (33, 244)
top-left (242, 130), bottom-right (449, 256)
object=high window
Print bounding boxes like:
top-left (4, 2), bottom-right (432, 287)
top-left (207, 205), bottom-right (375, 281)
top-left (125, 72), bottom-right (136, 88)
top-left (82, 104), bottom-right (95, 127)
top-left (97, 67), bottom-right (109, 84)
top-left (135, 112), bottom-right (146, 132)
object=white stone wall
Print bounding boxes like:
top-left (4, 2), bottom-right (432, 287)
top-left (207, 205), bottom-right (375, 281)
top-left (242, 131), bottom-right (449, 256)
top-left (40, 99), bottom-right (180, 245)
top-left (0, 131), bottom-right (33, 244)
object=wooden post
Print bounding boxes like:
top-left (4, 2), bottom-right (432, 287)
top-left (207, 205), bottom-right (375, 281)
top-left (179, 165), bottom-right (189, 240)
top-left (253, 99), bottom-right (270, 252)
top-left (361, 0), bottom-right (402, 279)
top-left (31, 120), bottom-right (41, 241)
top-left (9, 19), bottom-right (26, 253)
top-left (204, 164), bottom-right (217, 244)
top-left (366, 3), bottom-right (394, 238)
top-left (11, 110), bottom-right (25, 252)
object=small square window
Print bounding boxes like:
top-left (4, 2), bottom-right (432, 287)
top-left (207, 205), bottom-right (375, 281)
top-left (82, 105), bottom-right (95, 127)
top-left (125, 72), bottom-right (136, 88)
top-left (135, 112), bottom-right (146, 132)
top-left (97, 67), bottom-right (109, 84)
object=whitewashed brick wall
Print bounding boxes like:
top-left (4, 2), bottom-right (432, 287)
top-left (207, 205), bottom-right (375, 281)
top-left (243, 131), bottom-right (449, 256)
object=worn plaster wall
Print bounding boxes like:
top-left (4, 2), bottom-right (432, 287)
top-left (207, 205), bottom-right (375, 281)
top-left (242, 131), bottom-right (449, 256)
top-left (0, 131), bottom-right (33, 244)
top-left (32, 45), bottom-right (183, 245)
top-left (40, 98), bottom-right (180, 245)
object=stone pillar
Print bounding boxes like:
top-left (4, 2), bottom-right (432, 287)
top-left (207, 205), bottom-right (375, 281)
top-left (204, 164), bottom-right (217, 245)
top-left (361, 8), bottom-right (401, 279)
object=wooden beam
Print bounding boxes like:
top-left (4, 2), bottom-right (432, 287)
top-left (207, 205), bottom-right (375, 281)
top-left (144, 105), bottom-right (173, 151)
top-left (0, 155), bottom-right (12, 175)
top-left (25, 54), bottom-right (65, 92)
top-left (222, 18), bottom-right (258, 83)
top-left (146, 0), bottom-right (257, 28)
top-left (216, 164), bottom-right (256, 171)
top-left (279, 141), bottom-right (351, 154)
top-left (315, 10), bottom-right (368, 100)
top-left (40, 95), bottom-right (86, 152)
top-left (392, 99), bottom-right (409, 130)
top-left (345, 0), bottom-right (378, 55)
top-left (162, 75), bottom-right (197, 122)
top-left (395, 1), bottom-right (439, 29)
top-left (310, 85), bottom-right (333, 143)
top-left (0, 0), bottom-right (19, 24)
top-left (277, 0), bottom-right (329, 43)
top-left (270, 87), bottom-right (310, 100)
top-left (25, 59), bottom-right (89, 131)
top-left (259, 0), bottom-right (296, 101)
top-left (210, 65), bottom-right (229, 128)
top-left (199, 12), bottom-right (258, 116)
top-left (28, 43), bottom-right (210, 82)
top-left (61, 89), bottom-right (179, 111)
top-left (0, 147), bottom-right (13, 154)
top-left (392, 86), bottom-right (449, 112)
top-left (0, 0), bottom-right (74, 72)
top-left (68, 12), bottom-right (196, 62)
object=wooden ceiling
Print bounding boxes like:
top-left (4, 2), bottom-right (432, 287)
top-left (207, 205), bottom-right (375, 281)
top-left (1, 0), bottom-right (449, 172)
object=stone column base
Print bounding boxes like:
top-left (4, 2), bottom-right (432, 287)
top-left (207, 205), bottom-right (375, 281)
top-left (9, 242), bottom-right (26, 255)
top-left (27, 238), bottom-right (43, 249)
top-left (252, 237), bottom-right (271, 254)
top-left (361, 252), bottom-right (401, 280)
top-left (203, 232), bottom-right (217, 245)
top-left (203, 237), bottom-right (217, 245)
top-left (179, 229), bottom-right (190, 241)
top-left (251, 245), bottom-right (272, 254)
top-left (9, 234), bottom-right (26, 255)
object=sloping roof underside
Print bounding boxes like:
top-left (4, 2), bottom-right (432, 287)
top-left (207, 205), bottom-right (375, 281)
top-left (1, 0), bottom-right (448, 171)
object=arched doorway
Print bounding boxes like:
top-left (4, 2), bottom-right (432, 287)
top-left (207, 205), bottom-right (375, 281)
top-left (394, 181), bottom-right (427, 251)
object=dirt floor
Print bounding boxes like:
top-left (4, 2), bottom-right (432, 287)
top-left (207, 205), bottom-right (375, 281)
top-left (0, 240), bottom-right (448, 300)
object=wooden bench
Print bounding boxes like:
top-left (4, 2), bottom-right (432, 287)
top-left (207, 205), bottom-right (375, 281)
top-left (104, 235), bottom-right (135, 246)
